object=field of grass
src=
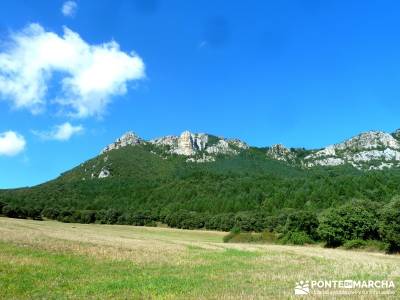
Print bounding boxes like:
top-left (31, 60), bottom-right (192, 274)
top-left (0, 217), bottom-right (399, 299)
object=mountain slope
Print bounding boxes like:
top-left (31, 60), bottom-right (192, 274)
top-left (2, 129), bottom-right (400, 212)
top-left (1, 129), bottom-right (400, 226)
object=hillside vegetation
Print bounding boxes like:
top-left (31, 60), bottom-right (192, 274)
top-left (1, 143), bottom-right (400, 252)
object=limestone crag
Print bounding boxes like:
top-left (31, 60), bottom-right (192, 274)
top-left (266, 144), bottom-right (296, 162)
top-left (101, 132), bottom-right (143, 154)
top-left (98, 167), bottom-right (110, 178)
top-left (100, 128), bottom-right (400, 170)
top-left (226, 139), bottom-right (249, 150)
top-left (305, 131), bottom-right (400, 169)
top-left (102, 130), bottom-right (248, 159)
top-left (175, 131), bottom-right (208, 156)
top-left (206, 140), bottom-right (237, 155)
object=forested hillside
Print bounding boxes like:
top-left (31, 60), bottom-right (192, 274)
top-left (1, 133), bottom-right (400, 252)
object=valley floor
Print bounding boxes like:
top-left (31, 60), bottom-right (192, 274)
top-left (0, 217), bottom-right (399, 299)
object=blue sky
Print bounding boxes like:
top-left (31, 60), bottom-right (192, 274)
top-left (1, 0), bottom-right (400, 188)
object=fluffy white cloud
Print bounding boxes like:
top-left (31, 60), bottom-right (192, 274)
top-left (0, 23), bottom-right (145, 118)
top-left (0, 131), bottom-right (26, 156)
top-left (62, 1), bottom-right (78, 17)
top-left (33, 122), bottom-right (83, 141)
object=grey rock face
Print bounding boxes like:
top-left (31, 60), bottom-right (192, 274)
top-left (100, 128), bottom-right (400, 170)
top-left (175, 131), bottom-right (208, 156)
top-left (206, 140), bottom-right (237, 155)
top-left (101, 132), bottom-right (143, 154)
top-left (228, 139), bottom-right (249, 150)
top-left (98, 167), bottom-right (110, 178)
top-left (305, 131), bottom-right (400, 169)
top-left (266, 144), bottom-right (295, 162)
top-left (102, 130), bottom-right (248, 159)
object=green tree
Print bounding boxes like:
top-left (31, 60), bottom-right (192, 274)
top-left (379, 197), bottom-right (400, 253)
top-left (318, 200), bottom-right (379, 247)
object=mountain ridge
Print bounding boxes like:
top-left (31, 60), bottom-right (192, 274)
top-left (99, 128), bottom-right (400, 173)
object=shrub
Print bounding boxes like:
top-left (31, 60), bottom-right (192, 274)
top-left (2, 205), bottom-right (28, 219)
top-left (57, 209), bottom-right (74, 223)
top-left (343, 239), bottom-right (367, 249)
top-left (2, 205), bottom-right (18, 218)
top-left (280, 231), bottom-right (313, 245)
top-left (144, 220), bottom-right (157, 227)
top-left (379, 197), bottom-right (400, 253)
top-left (205, 213), bottom-right (235, 231)
top-left (165, 210), bottom-right (205, 229)
top-left (80, 210), bottom-right (96, 224)
top-left (42, 207), bottom-right (60, 219)
top-left (318, 200), bottom-right (380, 247)
top-left (234, 211), bottom-right (265, 232)
top-left (223, 232), bottom-right (259, 243)
top-left (0, 201), bottom-right (6, 213)
top-left (343, 239), bottom-right (387, 252)
top-left (260, 231), bottom-right (278, 243)
top-left (282, 211), bottom-right (319, 240)
top-left (26, 207), bottom-right (43, 220)
top-left (223, 228), bottom-right (278, 244)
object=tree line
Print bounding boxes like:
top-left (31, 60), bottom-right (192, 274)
top-left (1, 197), bottom-right (399, 253)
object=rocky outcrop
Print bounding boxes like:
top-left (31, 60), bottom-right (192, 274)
top-left (102, 130), bottom-right (248, 159)
top-left (266, 144), bottom-right (296, 162)
top-left (151, 135), bottom-right (178, 148)
top-left (333, 131), bottom-right (400, 151)
top-left (226, 139), bottom-right (249, 150)
top-left (206, 140), bottom-right (237, 155)
top-left (100, 128), bottom-right (400, 170)
top-left (101, 132), bottom-right (143, 154)
top-left (98, 167), bottom-right (110, 178)
top-left (305, 131), bottom-right (400, 169)
top-left (175, 131), bottom-right (208, 156)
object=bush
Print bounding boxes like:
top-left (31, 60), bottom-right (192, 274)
top-left (318, 200), bottom-right (380, 247)
top-left (342, 239), bottom-right (367, 249)
top-left (144, 220), bottom-right (157, 227)
top-left (205, 213), bottom-right (235, 231)
top-left (80, 210), bottom-right (96, 224)
top-left (57, 209), bottom-right (74, 223)
top-left (223, 232), bottom-right (259, 243)
top-left (165, 210), bottom-right (205, 229)
top-left (260, 231), bottom-right (278, 243)
top-left (223, 228), bottom-right (278, 244)
top-left (282, 211), bottom-right (319, 240)
top-left (2, 205), bottom-right (18, 218)
top-left (343, 239), bottom-right (387, 252)
top-left (25, 207), bottom-right (43, 220)
top-left (2, 205), bottom-right (28, 219)
top-left (42, 207), bottom-right (60, 219)
top-left (280, 231), bottom-right (313, 245)
top-left (234, 212), bottom-right (265, 232)
top-left (0, 201), bottom-right (6, 213)
top-left (379, 198), bottom-right (400, 253)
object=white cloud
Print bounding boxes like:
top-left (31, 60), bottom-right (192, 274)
top-left (33, 122), bottom-right (83, 141)
top-left (62, 1), bottom-right (78, 17)
top-left (0, 23), bottom-right (145, 118)
top-left (0, 131), bottom-right (26, 156)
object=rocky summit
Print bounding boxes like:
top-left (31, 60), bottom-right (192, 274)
top-left (101, 128), bottom-right (400, 171)
top-left (303, 131), bottom-right (400, 169)
top-left (101, 132), bottom-right (143, 154)
top-left (102, 130), bottom-right (249, 162)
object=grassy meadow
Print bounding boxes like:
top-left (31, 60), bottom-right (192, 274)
top-left (0, 217), bottom-right (399, 299)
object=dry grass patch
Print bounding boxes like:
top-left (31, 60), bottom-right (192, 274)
top-left (1, 217), bottom-right (400, 299)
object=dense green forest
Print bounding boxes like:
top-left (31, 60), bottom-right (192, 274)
top-left (1, 144), bottom-right (400, 252)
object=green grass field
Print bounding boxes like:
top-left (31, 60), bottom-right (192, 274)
top-left (0, 217), bottom-right (399, 299)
